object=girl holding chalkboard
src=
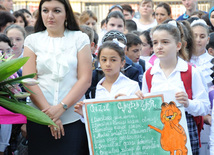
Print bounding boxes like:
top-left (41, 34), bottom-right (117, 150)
top-left (75, 41), bottom-right (140, 116)
top-left (135, 23), bottom-right (210, 154)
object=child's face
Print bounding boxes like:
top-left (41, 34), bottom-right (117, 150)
top-left (155, 7), bottom-right (170, 25)
top-left (0, 41), bottom-right (12, 58)
top-left (125, 44), bottom-right (142, 63)
top-left (192, 26), bottom-right (209, 55)
top-left (106, 17), bottom-right (125, 33)
top-left (7, 28), bottom-right (24, 58)
top-left (139, 35), bottom-right (152, 56)
top-left (99, 48), bottom-right (125, 78)
top-left (152, 30), bottom-right (181, 61)
top-left (15, 16), bottom-right (25, 28)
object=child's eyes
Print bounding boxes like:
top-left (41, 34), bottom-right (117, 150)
top-left (101, 59), bottom-right (106, 62)
top-left (111, 59), bottom-right (116, 62)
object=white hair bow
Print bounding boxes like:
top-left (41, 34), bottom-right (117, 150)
top-left (112, 38), bottom-right (126, 48)
top-left (168, 20), bottom-right (177, 27)
top-left (191, 19), bottom-right (207, 27)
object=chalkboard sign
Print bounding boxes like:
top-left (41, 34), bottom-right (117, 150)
top-left (84, 95), bottom-right (171, 155)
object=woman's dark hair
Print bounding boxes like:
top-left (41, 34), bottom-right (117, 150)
top-left (0, 33), bottom-right (13, 47)
top-left (105, 11), bottom-right (125, 26)
top-left (156, 2), bottom-right (171, 16)
top-left (19, 8), bottom-right (32, 16)
top-left (13, 11), bottom-right (28, 27)
top-left (98, 41), bottom-right (125, 62)
top-left (140, 29), bottom-right (152, 47)
top-left (34, 0), bottom-right (79, 32)
top-left (0, 11), bottom-right (16, 32)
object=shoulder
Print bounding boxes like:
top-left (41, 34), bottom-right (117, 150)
top-left (176, 14), bottom-right (184, 21)
top-left (119, 73), bottom-right (139, 86)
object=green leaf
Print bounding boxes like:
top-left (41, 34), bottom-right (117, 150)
top-left (0, 57), bottom-right (29, 82)
top-left (0, 97), bottom-right (56, 126)
top-left (0, 73), bottom-right (36, 86)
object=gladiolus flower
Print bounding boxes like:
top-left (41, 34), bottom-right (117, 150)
top-left (14, 92), bottom-right (31, 99)
top-left (21, 78), bottom-right (39, 86)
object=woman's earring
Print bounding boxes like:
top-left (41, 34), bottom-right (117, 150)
top-left (65, 20), bottom-right (67, 27)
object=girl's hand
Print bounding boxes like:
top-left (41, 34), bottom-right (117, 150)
top-left (203, 114), bottom-right (211, 125)
top-left (49, 119), bottom-right (64, 139)
top-left (175, 91), bottom-right (189, 107)
top-left (74, 101), bottom-right (84, 117)
top-left (135, 90), bottom-right (144, 99)
top-left (42, 104), bottom-right (65, 122)
top-left (114, 93), bottom-right (126, 99)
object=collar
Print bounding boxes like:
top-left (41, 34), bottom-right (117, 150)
top-left (182, 12), bottom-right (190, 19)
top-left (150, 57), bottom-right (188, 75)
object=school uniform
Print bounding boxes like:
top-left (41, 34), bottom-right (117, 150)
top-left (96, 72), bottom-right (140, 99)
top-left (142, 57), bottom-right (210, 154)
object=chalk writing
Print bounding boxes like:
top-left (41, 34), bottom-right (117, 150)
top-left (85, 96), bottom-right (170, 155)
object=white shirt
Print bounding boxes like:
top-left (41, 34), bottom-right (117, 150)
top-left (190, 51), bottom-right (213, 86)
top-left (210, 104), bottom-right (214, 154)
top-left (95, 73), bottom-right (140, 99)
top-left (133, 18), bottom-right (157, 32)
top-left (142, 57), bottom-right (210, 116)
top-left (24, 29), bottom-right (90, 124)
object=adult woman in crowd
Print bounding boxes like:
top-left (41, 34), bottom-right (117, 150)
top-left (22, 0), bottom-right (92, 154)
top-left (19, 9), bottom-right (34, 26)
top-left (155, 2), bottom-right (171, 25)
top-left (79, 10), bottom-right (97, 31)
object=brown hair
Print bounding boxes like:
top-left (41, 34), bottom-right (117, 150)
top-left (79, 10), bottom-right (97, 25)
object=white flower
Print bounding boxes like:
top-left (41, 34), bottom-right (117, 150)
top-left (14, 92), bottom-right (31, 99)
top-left (21, 78), bottom-right (39, 86)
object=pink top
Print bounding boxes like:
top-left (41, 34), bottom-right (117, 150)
top-left (0, 106), bottom-right (27, 124)
top-left (149, 54), bottom-right (157, 66)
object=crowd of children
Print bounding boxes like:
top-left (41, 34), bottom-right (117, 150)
top-left (0, 0), bottom-right (214, 154)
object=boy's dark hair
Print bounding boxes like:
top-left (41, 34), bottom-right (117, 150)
top-left (140, 29), bottom-right (152, 47)
top-left (93, 29), bottom-right (98, 45)
top-left (80, 25), bottom-right (94, 43)
top-left (125, 33), bottom-right (142, 50)
top-left (0, 33), bottom-right (13, 47)
top-left (206, 32), bottom-right (214, 50)
top-left (0, 11), bottom-right (16, 32)
top-left (121, 4), bottom-right (133, 14)
top-left (125, 20), bottom-right (137, 33)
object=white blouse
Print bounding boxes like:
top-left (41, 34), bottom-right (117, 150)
top-left (24, 29), bottom-right (90, 124)
top-left (190, 51), bottom-right (213, 87)
top-left (133, 18), bottom-right (157, 32)
top-left (142, 57), bottom-right (210, 116)
top-left (95, 73), bottom-right (140, 99)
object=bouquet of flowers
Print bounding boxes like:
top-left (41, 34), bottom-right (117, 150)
top-left (0, 56), bottom-right (56, 126)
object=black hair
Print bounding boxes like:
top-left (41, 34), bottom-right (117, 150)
top-left (105, 11), bottom-right (125, 26)
top-left (102, 30), bottom-right (127, 44)
top-left (108, 4), bottom-right (123, 14)
top-left (19, 9), bottom-right (32, 16)
top-left (0, 33), bottom-right (13, 47)
top-left (98, 41), bottom-right (125, 61)
top-left (125, 20), bottom-right (137, 33)
top-left (93, 30), bottom-right (98, 45)
top-left (13, 11), bottom-right (28, 27)
top-left (0, 11), bottom-right (16, 32)
top-left (34, 0), bottom-right (79, 32)
top-left (125, 33), bottom-right (142, 50)
top-left (121, 4), bottom-right (133, 14)
top-left (187, 17), bottom-right (200, 24)
top-left (207, 32), bottom-right (214, 50)
top-left (156, 2), bottom-right (171, 16)
top-left (140, 29), bottom-right (152, 47)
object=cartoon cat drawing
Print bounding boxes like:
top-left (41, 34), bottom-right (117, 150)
top-left (148, 101), bottom-right (187, 155)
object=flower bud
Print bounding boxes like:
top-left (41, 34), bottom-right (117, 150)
top-left (21, 78), bottom-right (39, 86)
top-left (14, 92), bottom-right (31, 99)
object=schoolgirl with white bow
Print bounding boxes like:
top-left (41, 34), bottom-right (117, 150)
top-left (136, 23), bottom-right (210, 154)
top-left (75, 41), bottom-right (140, 116)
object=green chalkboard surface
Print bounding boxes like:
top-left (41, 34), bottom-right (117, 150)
top-left (84, 95), bottom-right (170, 155)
